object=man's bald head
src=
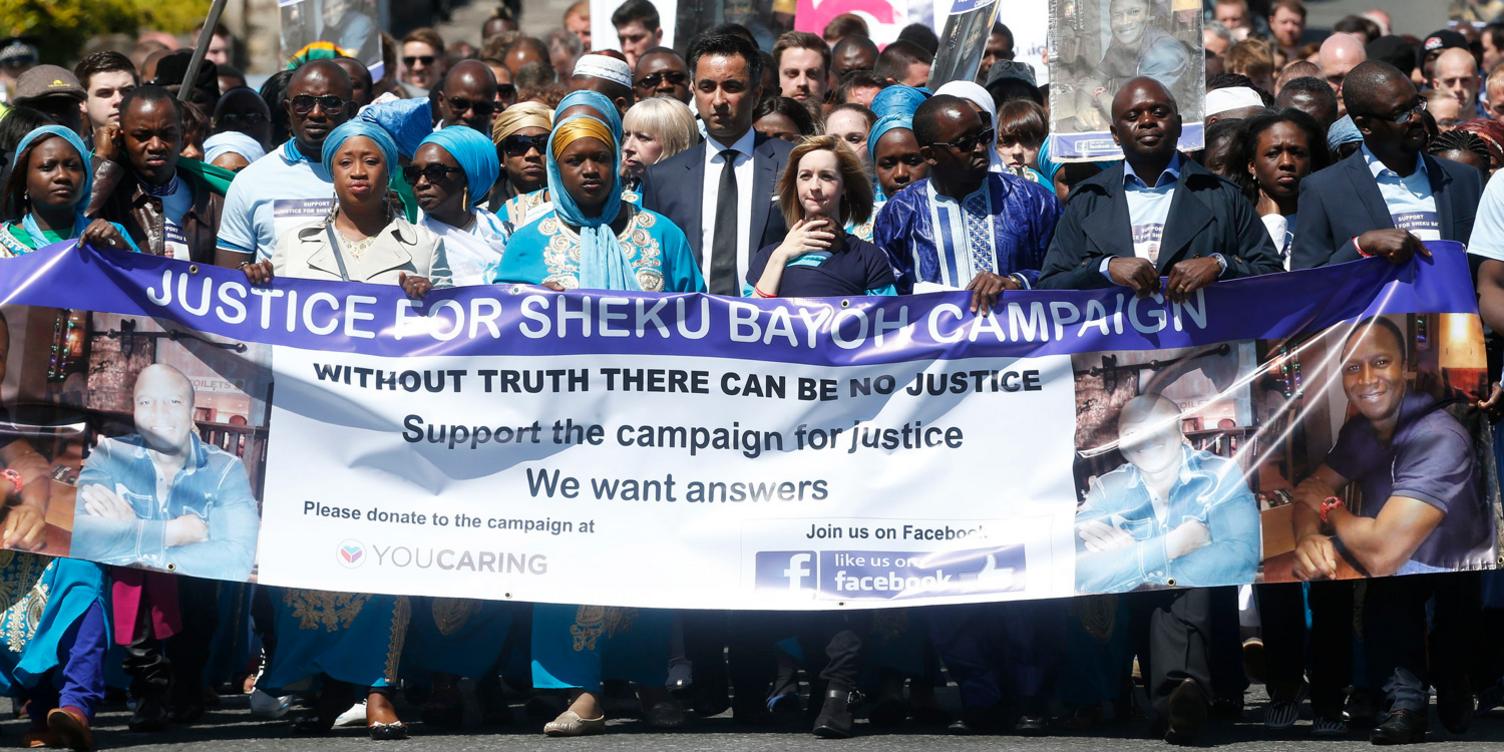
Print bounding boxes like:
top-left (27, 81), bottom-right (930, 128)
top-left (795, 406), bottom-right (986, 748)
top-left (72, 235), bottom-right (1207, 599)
top-left (289, 59), bottom-right (355, 100)
top-left (1342, 60), bottom-right (1413, 118)
top-left (1433, 47), bottom-right (1481, 106)
top-left (1111, 76), bottom-right (1177, 122)
top-left (912, 94), bottom-right (974, 145)
top-left (1318, 33), bottom-right (1366, 96)
top-left (437, 60), bottom-right (500, 131)
top-left (1117, 393), bottom-right (1186, 474)
top-left (831, 35), bottom-right (879, 79)
top-left (134, 364), bottom-right (197, 454)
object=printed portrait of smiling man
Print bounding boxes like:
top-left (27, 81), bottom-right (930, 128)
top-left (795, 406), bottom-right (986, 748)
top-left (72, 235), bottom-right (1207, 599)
top-left (1288, 317), bottom-right (1491, 582)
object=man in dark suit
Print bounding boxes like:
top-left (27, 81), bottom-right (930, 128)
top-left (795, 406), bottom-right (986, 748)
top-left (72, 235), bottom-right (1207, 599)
top-left (1291, 60), bottom-right (1482, 271)
top-left (1037, 77), bottom-right (1278, 746)
top-left (1037, 77), bottom-right (1282, 296)
top-left (639, 32), bottom-right (792, 297)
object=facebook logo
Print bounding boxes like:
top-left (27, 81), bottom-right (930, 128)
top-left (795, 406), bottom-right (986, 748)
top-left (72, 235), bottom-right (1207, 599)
top-left (754, 551), bottom-right (818, 592)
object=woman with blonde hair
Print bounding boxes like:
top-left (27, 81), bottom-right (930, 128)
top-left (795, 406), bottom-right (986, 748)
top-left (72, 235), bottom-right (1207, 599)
top-left (747, 134), bottom-right (894, 299)
top-left (620, 97), bottom-right (697, 190)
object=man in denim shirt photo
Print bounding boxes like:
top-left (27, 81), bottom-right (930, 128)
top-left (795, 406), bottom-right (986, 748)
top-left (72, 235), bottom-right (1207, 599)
top-left (71, 364), bottom-right (259, 581)
top-left (1074, 393), bottom-right (1261, 595)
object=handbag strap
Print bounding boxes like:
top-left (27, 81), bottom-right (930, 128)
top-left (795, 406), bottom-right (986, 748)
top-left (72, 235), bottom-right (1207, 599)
top-left (322, 221), bottom-right (352, 282)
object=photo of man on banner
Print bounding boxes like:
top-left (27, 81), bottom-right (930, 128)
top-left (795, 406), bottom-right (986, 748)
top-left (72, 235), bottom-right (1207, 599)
top-left (71, 364), bottom-right (260, 581)
top-left (1074, 393), bottom-right (1260, 593)
top-left (1288, 317), bottom-right (1494, 580)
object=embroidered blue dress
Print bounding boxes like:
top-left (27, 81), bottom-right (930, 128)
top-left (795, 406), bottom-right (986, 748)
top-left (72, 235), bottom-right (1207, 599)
top-left (873, 173), bottom-right (1061, 293)
top-left (489, 204), bottom-right (705, 293)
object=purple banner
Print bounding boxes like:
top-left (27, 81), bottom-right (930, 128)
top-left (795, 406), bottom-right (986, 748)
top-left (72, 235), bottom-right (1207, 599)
top-left (0, 241), bottom-right (1478, 367)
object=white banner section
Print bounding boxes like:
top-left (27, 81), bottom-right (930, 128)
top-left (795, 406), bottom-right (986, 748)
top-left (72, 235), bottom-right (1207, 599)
top-left (257, 349), bottom-right (1078, 609)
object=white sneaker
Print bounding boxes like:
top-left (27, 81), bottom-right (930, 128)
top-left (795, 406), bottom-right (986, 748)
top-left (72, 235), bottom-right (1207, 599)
top-left (249, 689), bottom-right (292, 719)
top-left (333, 700), bottom-right (367, 727)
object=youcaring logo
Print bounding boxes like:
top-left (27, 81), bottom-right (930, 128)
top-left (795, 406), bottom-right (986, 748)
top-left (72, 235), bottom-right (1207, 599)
top-left (336, 540), bottom-right (366, 569)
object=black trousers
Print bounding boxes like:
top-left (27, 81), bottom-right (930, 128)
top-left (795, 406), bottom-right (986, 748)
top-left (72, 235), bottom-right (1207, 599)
top-left (928, 600), bottom-right (1062, 714)
top-left (1259, 580), bottom-right (1354, 717)
top-left (1124, 588), bottom-right (1213, 718)
top-left (123, 575), bottom-right (219, 708)
top-left (1363, 572), bottom-right (1481, 712)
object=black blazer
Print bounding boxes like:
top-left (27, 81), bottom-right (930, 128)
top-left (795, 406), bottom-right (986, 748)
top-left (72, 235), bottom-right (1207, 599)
top-left (1290, 150), bottom-right (1482, 270)
top-left (638, 132), bottom-right (793, 269)
top-left (1036, 160), bottom-right (1283, 290)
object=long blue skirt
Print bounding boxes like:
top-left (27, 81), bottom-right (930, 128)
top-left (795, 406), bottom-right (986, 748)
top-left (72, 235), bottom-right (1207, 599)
top-left (259, 588), bottom-right (409, 691)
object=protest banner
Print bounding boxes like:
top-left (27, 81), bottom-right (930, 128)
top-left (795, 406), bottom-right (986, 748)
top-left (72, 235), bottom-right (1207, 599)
top-left (1046, 0), bottom-right (1204, 160)
top-left (927, 0), bottom-right (1001, 88)
top-left (0, 244), bottom-right (1493, 609)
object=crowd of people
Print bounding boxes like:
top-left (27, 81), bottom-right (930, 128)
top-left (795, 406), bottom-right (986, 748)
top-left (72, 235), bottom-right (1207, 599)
top-left (1, 0), bottom-right (1504, 749)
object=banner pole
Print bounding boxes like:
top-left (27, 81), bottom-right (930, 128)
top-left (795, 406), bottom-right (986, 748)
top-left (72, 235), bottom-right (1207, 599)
top-left (178, 0), bottom-right (232, 102)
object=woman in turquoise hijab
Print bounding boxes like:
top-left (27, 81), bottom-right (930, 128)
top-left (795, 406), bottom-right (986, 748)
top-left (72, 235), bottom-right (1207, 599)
top-left (489, 114), bottom-right (703, 293)
top-left (0, 125), bottom-right (138, 255)
top-left (411, 125), bottom-right (510, 287)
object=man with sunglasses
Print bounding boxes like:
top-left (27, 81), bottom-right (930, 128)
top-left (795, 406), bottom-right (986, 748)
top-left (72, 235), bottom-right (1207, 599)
top-left (401, 28), bottom-right (447, 92)
top-left (634, 47), bottom-right (691, 104)
top-left (873, 94), bottom-right (1062, 314)
top-left (1292, 60), bottom-right (1482, 270)
top-left (358, 60), bottom-right (499, 162)
top-left (217, 60), bottom-right (355, 262)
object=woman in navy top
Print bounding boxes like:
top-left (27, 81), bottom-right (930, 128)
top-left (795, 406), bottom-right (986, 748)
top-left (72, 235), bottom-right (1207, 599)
top-left (746, 134), bottom-right (896, 298)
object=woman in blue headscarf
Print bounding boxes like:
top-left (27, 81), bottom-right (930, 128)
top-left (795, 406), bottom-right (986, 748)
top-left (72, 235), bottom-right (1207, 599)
top-left (241, 120), bottom-right (436, 742)
top-left (868, 85), bottom-right (930, 121)
top-left (0, 125), bottom-right (138, 256)
top-left (409, 125), bottom-right (508, 286)
top-left (242, 120), bottom-right (449, 293)
top-left (854, 114), bottom-right (930, 242)
top-left (490, 114), bottom-right (702, 293)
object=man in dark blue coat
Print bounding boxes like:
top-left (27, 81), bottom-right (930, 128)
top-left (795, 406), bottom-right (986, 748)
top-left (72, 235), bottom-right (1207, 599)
top-left (1037, 78), bottom-right (1281, 294)
top-left (1291, 60), bottom-right (1481, 270)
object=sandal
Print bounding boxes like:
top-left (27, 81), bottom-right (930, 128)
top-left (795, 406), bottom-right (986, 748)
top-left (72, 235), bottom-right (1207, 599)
top-left (543, 710), bottom-right (606, 736)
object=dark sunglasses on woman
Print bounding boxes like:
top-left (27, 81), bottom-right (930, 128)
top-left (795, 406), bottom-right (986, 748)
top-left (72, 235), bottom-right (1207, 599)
top-left (502, 133), bottom-right (549, 157)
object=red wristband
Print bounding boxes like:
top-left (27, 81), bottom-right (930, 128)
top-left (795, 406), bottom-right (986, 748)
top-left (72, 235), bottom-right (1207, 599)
top-left (1353, 237), bottom-right (1373, 258)
top-left (2, 469), bottom-right (22, 496)
top-left (1319, 495), bottom-right (1344, 523)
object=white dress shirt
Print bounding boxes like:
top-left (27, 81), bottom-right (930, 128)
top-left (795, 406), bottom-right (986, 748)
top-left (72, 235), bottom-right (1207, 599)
top-left (701, 128), bottom-right (757, 285)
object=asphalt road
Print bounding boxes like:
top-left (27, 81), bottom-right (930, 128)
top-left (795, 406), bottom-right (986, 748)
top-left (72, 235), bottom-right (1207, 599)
top-left (21, 686), bottom-right (1504, 751)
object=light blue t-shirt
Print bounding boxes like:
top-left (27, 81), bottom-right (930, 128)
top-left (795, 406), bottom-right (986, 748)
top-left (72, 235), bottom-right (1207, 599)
top-left (1361, 145), bottom-right (1440, 241)
top-left (1098, 155), bottom-right (1181, 280)
top-left (217, 140), bottom-right (335, 261)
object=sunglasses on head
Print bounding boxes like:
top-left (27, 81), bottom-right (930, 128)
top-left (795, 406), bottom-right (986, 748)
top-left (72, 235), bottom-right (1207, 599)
top-left (289, 94), bottom-right (347, 115)
top-left (403, 163), bottom-right (465, 185)
top-left (502, 133), bottom-right (549, 156)
top-left (403, 55), bottom-right (436, 67)
top-left (636, 71), bottom-right (687, 89)
top-left (446, 96), bottom-right (496, 116)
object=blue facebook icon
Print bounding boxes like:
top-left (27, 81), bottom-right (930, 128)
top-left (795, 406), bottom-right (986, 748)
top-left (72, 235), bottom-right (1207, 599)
top-left (755, 551), bottom-right (818, 592)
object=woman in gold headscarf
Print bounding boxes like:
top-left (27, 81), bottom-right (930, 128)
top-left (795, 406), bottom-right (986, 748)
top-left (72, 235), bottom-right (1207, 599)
top-left (489, 113), bottom-right (702, 293)
top-left (489, 101), bottom-right (554, 233)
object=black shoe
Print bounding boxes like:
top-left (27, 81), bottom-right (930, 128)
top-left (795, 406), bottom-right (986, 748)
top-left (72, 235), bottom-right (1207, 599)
top-left (367, 721), bottom-right (409, 741)
top-left (732, 698), bottom-right (770, 725)
top-left (1436, 678), bottom-right (1475, 734)
top-left (167, 702), bottom-right (204, 725)
top-left (1163, 678), bottom-right (1208, 746)
top-left (812, 686), bottom-right (859, 739)
top-left (128, 695), bottom-right (168, 732)
top-left (1014, 714), bottom-right (1047, 736)
top-left (1370, 708), bottom-right (1427, 745)
top-left (1345, 689), bottom-right (1378, 729)
top-left (768, 690), bottom-right (803, 722)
